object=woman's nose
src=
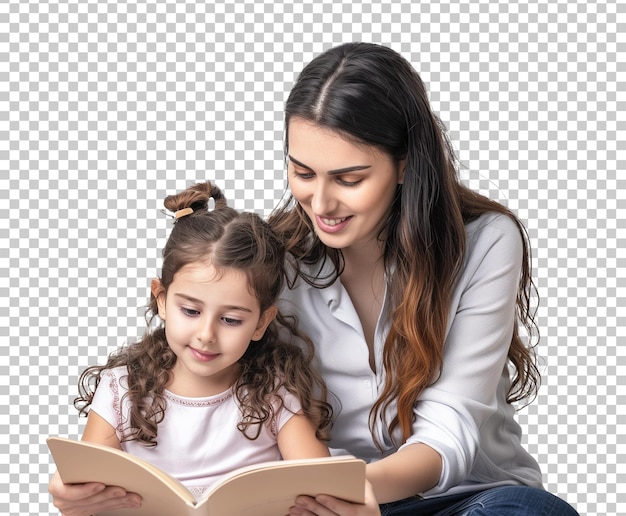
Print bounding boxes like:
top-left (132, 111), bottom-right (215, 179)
top-left (311, 179), bottom-right (336, 215)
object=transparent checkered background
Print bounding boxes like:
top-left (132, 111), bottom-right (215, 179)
top-left (1, 0), bottom-right (624, 514)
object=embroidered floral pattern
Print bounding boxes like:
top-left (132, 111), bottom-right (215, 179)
top-left (188, 486), bottom-right (209, 500)
top-left (103, 370), bottom-right (124, 435)
top-left (164, 389), bottom-right (234, 407)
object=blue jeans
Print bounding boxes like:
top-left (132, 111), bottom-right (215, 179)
top-left (379, 486), bottom-right (579, 515)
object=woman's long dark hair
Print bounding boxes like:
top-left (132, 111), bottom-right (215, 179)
top-left (269, 42), bottom-right (540, 445)
top-left (76, 181), bottom-right (332, 446)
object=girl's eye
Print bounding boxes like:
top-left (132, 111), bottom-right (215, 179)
top-left (223, 317), bottom-right (242, 326)
top-left (181, 307), bottom-right (200, 317)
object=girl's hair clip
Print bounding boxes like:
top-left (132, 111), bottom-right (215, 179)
top-left (174, 207), bottom-right (194, 219)
top-left (161, 196), bottom-right (216, 222)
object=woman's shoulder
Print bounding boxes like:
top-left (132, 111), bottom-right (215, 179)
top-left (466, 210), bottom-right (519, 232)
top-left (465, 211), bottom-right (523, 250)
top-left (461, 211), bottom-right (525, 280)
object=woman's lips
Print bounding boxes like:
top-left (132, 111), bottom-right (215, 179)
top-left (315, 215), bottom-right (352, 233)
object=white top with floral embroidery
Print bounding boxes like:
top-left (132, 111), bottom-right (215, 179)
top-left (90, 365), bottom-right (301, 499)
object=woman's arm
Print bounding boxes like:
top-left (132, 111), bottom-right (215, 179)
top-left (286, 444), bottom-right (440, 515)
top-left (366, 443), bottom-right (441, 503)
top-left (399, 214), bottom-right (526, 495)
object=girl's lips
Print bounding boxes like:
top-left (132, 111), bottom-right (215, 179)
top-left (190, 347), bottom-right (219, 362)
top-left (315, 215), bottom-right (352, 233)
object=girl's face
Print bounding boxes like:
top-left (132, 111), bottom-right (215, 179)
top-left (152, 262), bottom-right (276, 397)
top-left (287, 117), bottom-right (404, 255)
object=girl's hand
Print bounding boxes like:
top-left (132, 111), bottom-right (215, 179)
top-left (289, 480), bottom-right (380, 516)
top-left (48, 471), bottom-right (142, 516)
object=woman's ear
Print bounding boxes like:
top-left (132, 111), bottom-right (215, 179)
top-left (251, 306), bottom-right (278, 341)
top-left (151, 278), bottom-right (167, 320)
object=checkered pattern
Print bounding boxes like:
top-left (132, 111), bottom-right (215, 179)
top-left (1, 0), bottom-right (623, 514)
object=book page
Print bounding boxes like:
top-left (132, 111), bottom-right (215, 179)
top-left (47, 437), bottom-right (196, 515)
top-left (48, 437), bottom-right (366, 516)
top-left (198, 456), bottom-right (366, 515)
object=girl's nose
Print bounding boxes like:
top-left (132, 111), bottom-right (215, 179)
top-left (197, 318), bottom-right (216, 344)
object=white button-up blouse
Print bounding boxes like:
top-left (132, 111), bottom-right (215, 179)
top-left (277, 212), bottom-right (544, 497)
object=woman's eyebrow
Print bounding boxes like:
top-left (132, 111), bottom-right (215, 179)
top-left (288, 155), bottom-right (371, 175)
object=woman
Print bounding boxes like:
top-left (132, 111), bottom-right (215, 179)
top-left (49, 43), bottom-right (578, 515)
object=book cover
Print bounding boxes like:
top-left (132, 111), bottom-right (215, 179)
top-left (47, 436), bottom-right (367, 516)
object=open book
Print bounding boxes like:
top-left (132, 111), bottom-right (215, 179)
top-left (47, 437), bottom-right (366, 516)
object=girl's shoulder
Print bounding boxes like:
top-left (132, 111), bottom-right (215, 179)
top-left (99, 365), bottom-right (131, 391)
top-left (102, 364), bottom-right (129, 378)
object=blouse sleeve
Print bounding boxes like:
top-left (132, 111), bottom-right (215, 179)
top-left (89, 368), bottom-right (124, 437)
top-left (400, 214), bottom-right (525, 495)
top-left (272, 387), bottom-right (303, 435)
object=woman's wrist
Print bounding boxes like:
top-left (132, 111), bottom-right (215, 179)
top-left (366, 443), bottom-right (442, 503)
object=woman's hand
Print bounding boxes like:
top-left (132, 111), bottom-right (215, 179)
top-left (48, 471), bottom-right (142, 516)
top-left (289, 480), bottom-right (380, 516)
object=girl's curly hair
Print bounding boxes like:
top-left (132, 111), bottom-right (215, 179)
top-left (75, 181), bottom-right (333, 446)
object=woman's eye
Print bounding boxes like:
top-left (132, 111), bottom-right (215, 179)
top-left (181, 307), bottom-right (200, 317)
top-left (292, 169), bottom-right (314, 180)
top-left (338, 177), bottom-right (362, 186)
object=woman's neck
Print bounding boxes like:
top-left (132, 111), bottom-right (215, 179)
top-left (340, 246), bottom-right (386, 372)
top-left (340, 238), bottom-right (385, 277)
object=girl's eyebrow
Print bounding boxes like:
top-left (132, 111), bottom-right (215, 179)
top-left (173, 293), bottom-right (253, 313)
top-left (174, 293), bottom-right (203, 304)
top-left (288, 155), bottom-right (371, 175)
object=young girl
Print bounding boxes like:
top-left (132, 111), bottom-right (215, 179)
top-left (51, 181), bottom-right (331, 514)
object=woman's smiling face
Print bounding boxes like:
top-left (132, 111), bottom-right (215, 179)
top-left (287, 117), bottom-right (404, 254)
